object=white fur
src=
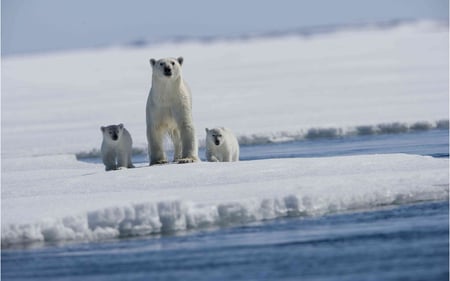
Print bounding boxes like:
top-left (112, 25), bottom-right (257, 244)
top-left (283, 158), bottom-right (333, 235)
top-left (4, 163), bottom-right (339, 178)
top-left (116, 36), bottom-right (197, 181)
top-left (100, 124), bottom-right (134, 171)
top-left (146, 57), bottom-right (199, 165)
top-left (205, 127), bottom-right (240, 162)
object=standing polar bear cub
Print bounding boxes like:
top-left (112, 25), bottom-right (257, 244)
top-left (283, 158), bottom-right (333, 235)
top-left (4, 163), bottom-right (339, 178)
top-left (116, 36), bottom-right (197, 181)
top-left (146, 57), bottom-right (199, 165)
top-left (100, 124), bottom-right (135, 171)
top-left (205, 127), bottom-right (240, 162)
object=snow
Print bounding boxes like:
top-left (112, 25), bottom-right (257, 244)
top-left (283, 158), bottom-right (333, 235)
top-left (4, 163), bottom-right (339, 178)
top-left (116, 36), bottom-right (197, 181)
top-left (1, 21), bottom-right (449, 247)
top-left (2, 154), bottom-right (448, 246)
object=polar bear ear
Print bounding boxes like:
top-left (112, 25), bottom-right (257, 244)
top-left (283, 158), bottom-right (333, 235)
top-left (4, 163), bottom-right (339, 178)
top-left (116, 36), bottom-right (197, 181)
top-left (205, 128), bottom-right (209, 133)
top-left (101, 126), bottom-right (106, 132)
top-left (118, 123), bottom-right (124, 129)
top-left (177, 57), bottom-right (184, 66)
top-left (150, 59), bottom-right (156, 67)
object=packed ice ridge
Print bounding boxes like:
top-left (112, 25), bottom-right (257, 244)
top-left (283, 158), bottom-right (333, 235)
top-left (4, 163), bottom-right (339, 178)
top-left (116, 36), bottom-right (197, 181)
top-left (3, 180), bottom-right (447, 247)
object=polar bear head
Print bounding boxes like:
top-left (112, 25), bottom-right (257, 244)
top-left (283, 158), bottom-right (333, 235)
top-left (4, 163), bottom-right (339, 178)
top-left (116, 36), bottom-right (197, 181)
top-left (205, 128), bottom-right (224, 146)
top-left (150, 57), bottom-right (184, 80)
top-left (101, 124), bottom-right (124, 142)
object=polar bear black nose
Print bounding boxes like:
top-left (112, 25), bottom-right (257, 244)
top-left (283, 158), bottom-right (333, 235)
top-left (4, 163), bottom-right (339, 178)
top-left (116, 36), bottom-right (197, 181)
top-left (164, 66), bottom-right (172, 76)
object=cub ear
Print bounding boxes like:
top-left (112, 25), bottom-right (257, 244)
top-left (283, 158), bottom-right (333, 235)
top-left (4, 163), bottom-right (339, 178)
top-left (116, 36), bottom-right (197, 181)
top-left (101, 126), bottom-right (106, 132)
top-left (150, 58), bottom-right (156, 67)
top-left (205, 128), bottom-right (209, 133)
top-left (177, 57), bottom-right (184, 66)
top-left (118, 123), bottom-right (124, 129)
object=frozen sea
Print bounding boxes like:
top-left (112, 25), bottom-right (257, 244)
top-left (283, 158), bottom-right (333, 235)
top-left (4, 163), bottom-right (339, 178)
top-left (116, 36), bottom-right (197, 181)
top-left (1, 20), bottom-right (449, 280)
top-left (2, 129), bottom-right (449, 281)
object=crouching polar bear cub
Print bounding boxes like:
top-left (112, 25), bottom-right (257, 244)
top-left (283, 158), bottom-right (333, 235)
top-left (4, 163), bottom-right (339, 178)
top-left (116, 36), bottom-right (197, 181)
top-left (146, 57), bottom-right (199, 165)
top-left (100, 124), bottom-right (135, 171)
top-left (205, 127), bottom-right (240, 162)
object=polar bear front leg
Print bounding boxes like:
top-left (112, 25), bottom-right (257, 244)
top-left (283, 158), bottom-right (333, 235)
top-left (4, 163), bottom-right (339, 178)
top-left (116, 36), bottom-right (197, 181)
top-left (126, 153), bottom-right (135, 168)
top-left (222, 152), bottom-right (232, 162)
top-left (170, 129), bottom-right (183, 163)
top-left (178, 122), bottom-right (199, 164)
top-left (102, 150), bottom-right (118, 171)
top-left (147, 126), bottom-right (168, 165)
top-left (209, 155), bottom-right (220, 162)
top-left (117, 150), bottom-right (134, 169)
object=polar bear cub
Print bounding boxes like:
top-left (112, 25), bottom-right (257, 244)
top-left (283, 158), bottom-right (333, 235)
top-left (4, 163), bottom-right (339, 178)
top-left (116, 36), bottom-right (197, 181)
top-left (205, 127), bottom-right (240, 162)
top-left (146, 57), bottom-right (199, 165)
top-left (100, 124), bottom-right (135, 171)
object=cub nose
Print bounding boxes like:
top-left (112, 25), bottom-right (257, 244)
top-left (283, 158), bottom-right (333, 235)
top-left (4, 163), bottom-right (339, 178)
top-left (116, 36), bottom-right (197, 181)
top-left (164, 66), bottom-right (172, 75)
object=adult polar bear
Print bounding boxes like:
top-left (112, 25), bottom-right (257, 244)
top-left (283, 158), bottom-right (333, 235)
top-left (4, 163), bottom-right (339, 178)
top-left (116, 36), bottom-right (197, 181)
top-left (146, 57), bottom-right (199, 165)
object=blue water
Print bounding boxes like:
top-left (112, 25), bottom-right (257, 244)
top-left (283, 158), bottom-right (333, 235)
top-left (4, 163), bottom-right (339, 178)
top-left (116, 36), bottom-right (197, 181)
top-left (107, 129), bottom-right (448, 165)
top-left (2, 129), bottom-right (449, 281)
top-left (238, 129), bottom-right (449, 160)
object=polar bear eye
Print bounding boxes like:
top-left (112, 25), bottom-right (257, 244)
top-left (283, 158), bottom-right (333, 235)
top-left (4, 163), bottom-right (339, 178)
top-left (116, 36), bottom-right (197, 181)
top-left (171, 61), bottom-right (175, 66)
top-left (159, 62), bottom-right (164, 66)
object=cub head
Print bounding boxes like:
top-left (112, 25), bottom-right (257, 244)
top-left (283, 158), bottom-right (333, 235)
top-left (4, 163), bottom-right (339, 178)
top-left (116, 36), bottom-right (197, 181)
top-left (101, 124), bottom-right (124, 142)
top-left (205, 128), bottom-right (224, 146)
top-left (150, 57), bottom-right (184, 80)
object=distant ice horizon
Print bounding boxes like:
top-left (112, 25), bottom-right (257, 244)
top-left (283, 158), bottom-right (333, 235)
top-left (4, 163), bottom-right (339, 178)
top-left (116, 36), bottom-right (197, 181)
top-left (2, 0), bottom-right (448, 57)
top-left (107, 19), bottom-right (449, 54)
top-left (3, 19), bottom-right (449, 59)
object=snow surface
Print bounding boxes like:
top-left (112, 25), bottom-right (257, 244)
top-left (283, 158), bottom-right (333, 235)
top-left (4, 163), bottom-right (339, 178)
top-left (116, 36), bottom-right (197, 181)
top-left (1, 21), bottom-right (449, 247)
top-left (2, 154), bottom-right (448, 246)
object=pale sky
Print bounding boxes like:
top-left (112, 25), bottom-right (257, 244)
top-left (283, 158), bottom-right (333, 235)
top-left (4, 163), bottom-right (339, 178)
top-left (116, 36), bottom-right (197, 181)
top-left (2, 0), bottom-right (448, 56)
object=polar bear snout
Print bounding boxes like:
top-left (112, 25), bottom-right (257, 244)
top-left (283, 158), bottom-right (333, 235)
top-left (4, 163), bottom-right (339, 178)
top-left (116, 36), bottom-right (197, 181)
top-left (163, 66), bottom-right (172, 77)
top-left (107, 130), bottom-right (119, 141)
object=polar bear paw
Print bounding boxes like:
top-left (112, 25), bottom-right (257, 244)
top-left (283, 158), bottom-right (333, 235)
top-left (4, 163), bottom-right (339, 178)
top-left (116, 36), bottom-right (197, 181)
top-left (177, 158), bottom-right (197, 164)
top-left (151, 160), bottom-right (169, 166)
